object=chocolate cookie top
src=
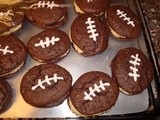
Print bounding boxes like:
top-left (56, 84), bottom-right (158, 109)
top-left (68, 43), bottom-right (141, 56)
top-left (111, 47), bottom-right (154, 95)
top-left (0, 78), bottom-right (12, 113)
top-left (105, 5), bottom-right (141, 39)
top-left (69, 71), bottom-right (119, 116)
top-left (0, 35), bottom-right (27, 78)
top-left (25, 0), bottom-right (68, 28)
top-left (20, 63), bottom-right (72, 107)
top-left (74, 0), bottom-right (112, 16)
top-left (70, 13), bottom-right (109, 56)
top-left (0, 6), bottom-right (24, 36)
top-left (27, 29), bottom-right (70, 63)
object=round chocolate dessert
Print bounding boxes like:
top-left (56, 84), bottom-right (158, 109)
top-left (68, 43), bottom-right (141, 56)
top-left (68, 71), bottom-right (119, 117)
top-left (70, 13), bottom-right (109, 56)
top-left (111, 47), bottom-right (154, 95)
top-left (25, 0), bottom-right (68, 28)
top-left (0, 78), bottom-right (12, 114)
top-left (105, 5), bottom-right (141, 39)
top-left (0, 6), bottom-right (24, 36)
top-left (27, 29), bottom-right (71, 63)
top-left (74, 0), bottom-right (112, 16)
top-left (20, 63), bottom-right (72, 107)
top-left (0, 35), bottom-right (27, 78)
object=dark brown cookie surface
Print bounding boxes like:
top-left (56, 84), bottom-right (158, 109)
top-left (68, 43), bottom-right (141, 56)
top-left (27, 29), bottom-right (70, 63)
top-left (111, 47), bottom-right (154, 95)
top-left (25, 0), bottom-right (68, 28)
top-left (0, 78), bottom-right (12, 114)
top-left (20, 63), bottom-right (72, 107)
top-left (70, 13), bottom-right (109, 56)
top-left (105, 5), bottom-right (141, 39)
top-left (74, 0), bottom-right (112, 16)
top-left (69, 71), bottom-right (119, 116)
top-left (0, 6), bottom-right (24, 36)
top-left (0, 35), bottom-right (27, 78)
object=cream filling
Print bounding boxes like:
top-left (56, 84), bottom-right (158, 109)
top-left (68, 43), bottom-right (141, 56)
top-left (69, 31), bottom-right (84, 54)
top-left (0, 23), bottom-right (22, 36)
top-left (0, 0), bottom-right (21, 5)
top-left (109, 26), bottom-right (126, 39)
top-left (0, 61), bottom-right (24, 77)
top-left (32, 49), bottom-right (70, 63)
top-left (68, 98), bottom-right (111, 117)
top-left (119, 87), bottom-right (130, 95)
top-left (74, 0), bottom-right (84, 14)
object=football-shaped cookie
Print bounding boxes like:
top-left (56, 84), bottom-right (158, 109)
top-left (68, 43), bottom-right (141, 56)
top-left (111, 47), bottom-right (154, 95)
top-left (70, 13), bottom-right (109, 56)
top-left (68, 71), bottom-right (119, 117)
top-left (105, 5), bottom-right (141, 39)
top-left (25, 0), bottom-right (68, 28)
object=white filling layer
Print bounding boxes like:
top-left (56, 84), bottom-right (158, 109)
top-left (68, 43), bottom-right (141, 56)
top-left (119, 87), bottom-right (130, 95)
top-left (69, 31), bottom-right (84, 54)
top-left (32, 49), bottom-right (70, 63)
top-left (68, 98), bottom-right (111, 117)
top-left (0, 23), bottom-right (22, 36)
top-left (109, 25), bottom-right (126, 39)
top-left (74, 0), bottom-right (84, 14)
top-left (0, 61), bottom-right (24, 77)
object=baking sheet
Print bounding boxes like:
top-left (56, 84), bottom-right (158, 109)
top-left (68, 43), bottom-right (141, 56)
top-left (1, 0), bottom-right (150, 118)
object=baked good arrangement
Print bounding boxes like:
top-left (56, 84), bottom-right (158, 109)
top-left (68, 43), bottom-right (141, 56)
top-left (0, 0), bottom-right (156, 118)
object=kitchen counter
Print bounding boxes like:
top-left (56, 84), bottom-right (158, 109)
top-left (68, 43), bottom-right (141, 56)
top-left (140, 0), bottom-right (160, 65)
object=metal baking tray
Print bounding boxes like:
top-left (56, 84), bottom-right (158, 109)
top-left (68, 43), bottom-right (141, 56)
top-left (1, 0), bottom-right (160, 119)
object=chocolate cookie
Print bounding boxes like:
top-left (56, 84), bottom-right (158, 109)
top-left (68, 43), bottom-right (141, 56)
top-left (0, 78), bottom-right (12, 114)
top-left (68, 71), bottom-right (119, 117)
top-left (105, 5), bottom-right (141, 39)
top-left (27, 29), bottom-right (70, 63)
top-left (111, 47), bottom-right (154, 95)
top-left (20, 63), bottom-right (72, 107)
top-left (0, 6), bottom-right (24, 36)
top-left (70, 13), bottom-right (109, 56)
top-left (0, 35), bottom-right (27, 78)
top-left (74, 0), bottom-right (112, 16)
top-left (25, 0), bottom-right (68, 28)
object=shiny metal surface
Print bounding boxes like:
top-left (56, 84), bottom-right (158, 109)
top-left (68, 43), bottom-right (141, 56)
top-left (1, 0), bottom-right (150, 118)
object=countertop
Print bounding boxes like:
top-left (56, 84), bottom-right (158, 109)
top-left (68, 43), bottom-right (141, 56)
top-left (140, 0), bottom-right (160, 66)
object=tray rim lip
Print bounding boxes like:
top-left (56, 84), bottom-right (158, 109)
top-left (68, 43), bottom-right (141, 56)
top-left (1, 0), bottom-right (160, 119)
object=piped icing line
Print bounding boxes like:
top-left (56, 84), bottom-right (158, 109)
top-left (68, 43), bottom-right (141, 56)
top-left (34, 36), bottom-right (60, 48)
top-left (0, 10), bottom-right (14, 18)
top-left (0, 10), bottom-right (14, 26)
top-left (84, 80), bottom-right (110, 101)
top-left (30, 1), bottom-right (70, 9)
top-left (116, 9), bottom-right (135, 27)
top-left (85, 17), bottom-right (99, 41)
top-left (87, 0), bottom-right (93, 2)
top-left (31, 73), bottom-right (64, 90)
top-left (128, 54), bottom-right (141, 82)
top-left (0, 45), bottom-right (14, 55)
